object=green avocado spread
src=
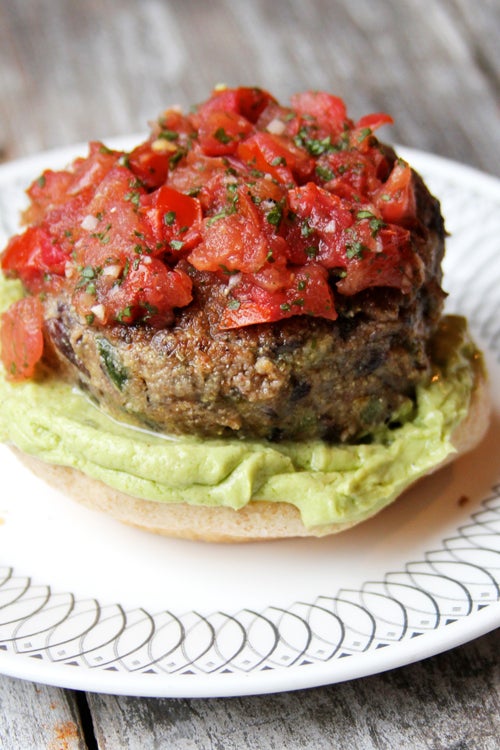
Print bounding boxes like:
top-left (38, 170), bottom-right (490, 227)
top-left (0, 276), bottom-right (482, 530)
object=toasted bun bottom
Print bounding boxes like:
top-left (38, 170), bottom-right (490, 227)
top-left (11, 364), bottom-right (490, 543)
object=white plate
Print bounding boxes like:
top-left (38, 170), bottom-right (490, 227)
top-left (0, 142), bottom-right (499, 698)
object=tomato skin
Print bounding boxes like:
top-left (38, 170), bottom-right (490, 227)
top-left (286, 182), bottom-right (354, 266)
top-left (375, 161), bottom-right (416, 223)
top-left (194, 87), bottom-right (274, 124)
top-left (141, 185), bottom-right (202, 253)
top-left (128, 141), bottom-right (170, 188)
top-left (290, 91), bottom-right (348, 135)
top-left (237, 132), bottom-right (314, 184)
top-left (0, 296), bottom-right (44, 380)
top-left (25, 170), bottom-right (75, 225)
top-left (351, 112), bottom-right (393, 141)
top-left (336, 226), bottom-right (416, 296)
top-left (76, 166), bottom-right (150, 269)
top-left (198, 110), bottom-right (254, 156)
top-left (1, 226), bottom-right (67, 292)
top-left (315, 151), bottom-right (383, 201)
top-left (105, 258), bottom-right (193, 326)
top-left (189, 212), bottom-right (270, 274)
top-left (220, 263), bottom-right (336, 329)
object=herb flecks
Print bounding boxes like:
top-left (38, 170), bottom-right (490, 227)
top-left (266, 203), bottom-right (283, 227)
top-left (214, 127), bottom-right (233, 144)
top-left (345, 241), bottom-right (367, 260)
top-left (163, 211), bottom-right (177, 226)
top-left (97, 337), bottom-right (129, 391)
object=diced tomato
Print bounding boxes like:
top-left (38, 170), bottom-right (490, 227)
top-left (1, 226), bottom-right (67, 292)
top-left (167, 149), bottom-right (229, 200)
top-left (375, 161), bottom-right (416, 223)
top-left (238, 132), bottom-right (314, 184)
top-left (28, 143), bottom-right (119, 217)
top-left (189, 212), bottom-right (271, 273)
top-left (194, 87), bottom-right (274, 125)
top-left (25, 170), bottom-right (75, 225)
top-left (105, 258), bottom-right (193, 326)
top-left (290, 91), bottom-right (349, 136)
top-left (67, 143), bottom-right (122, 195)
top-left (315, 151), bottom-right (382, 201)
top-left (244, 174), bottom-right (286, 206)
top-left (128, 141), bottom-right (170, 189)
top-left (141, 185), bottom-right (202, 253)
top-left (349, 113), bottom-right (394, 153)
top-left (76, 166), bottom-right (150, 267)
top-left (158, 108), bottom-right (195, 137)
top-left (198, 110), bottom-right (254, 156)
top-left (235, 87), bottom-right (275, 123)
top-left (337, 226), bottom-right (418, 296)
top-left (0, 296), bottom-right (44, 380)
top-left (220, 263), bottom-right (336, 329)
top-left (249, 259), bottom-right (294, 292)
top-left (286, 183), bottom-right (354, 266)
top-left (25, 143), bottom-right (121, 241)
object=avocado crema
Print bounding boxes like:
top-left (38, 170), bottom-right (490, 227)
top-left (0, 276), bottom-right (482, 530)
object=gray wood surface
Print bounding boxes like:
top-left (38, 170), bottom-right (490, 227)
top-left (0, 0), bottom-right (499, 747)
top-left (0, 673), bottom-right (86, 749)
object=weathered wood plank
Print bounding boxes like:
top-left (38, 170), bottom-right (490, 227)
top-left (0, 674), bottom-right (87, 749)
top-left (0, 0), bottom-right (499, 174)
top-left (86, 629), bottom-right (500, 750)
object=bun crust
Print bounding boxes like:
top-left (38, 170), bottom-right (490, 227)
top-left (13, 364), bottom-right (490, 542)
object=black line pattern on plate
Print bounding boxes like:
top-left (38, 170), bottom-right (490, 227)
top-left (0, 150), bottom-right (499, 680)
top-left (0, 486), bottom-right (499, 676)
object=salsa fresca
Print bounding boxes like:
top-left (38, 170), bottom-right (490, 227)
top-left (1, 86), bottom-right (419, 381)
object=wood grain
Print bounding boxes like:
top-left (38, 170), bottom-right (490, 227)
top-left (0, 0), bottom-right (499, 747)
top-left (0, 0), bottom-right (499, 174)
top-left (0, 674), bottom-right (86, 750)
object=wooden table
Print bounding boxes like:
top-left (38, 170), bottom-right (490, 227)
top-left (1, 1), bottom-right (499, 747)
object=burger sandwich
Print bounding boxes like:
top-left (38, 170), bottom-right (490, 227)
top-left (0, 86), bottom-right (490, 541)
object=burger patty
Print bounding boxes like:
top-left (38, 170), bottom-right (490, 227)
top-left (42, 170), bottom-right (446, 443)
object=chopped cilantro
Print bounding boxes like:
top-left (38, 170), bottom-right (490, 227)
top-left (214, 127), bottom-right (232, 144)
top-left (163, 211), bottom-right (177, 226)
top-left (305, 246), bottom-right (318, 258)
top-left (357, 127), bottom-right (372, 142)
top-left (294, 127), bottom-right (334, 156)
top-left (301, 221), bottom-right (315, 238)
top-left (345, 241), bottom-right (366, 259)
top-left (266, 203), bottom-right (283, 227)
top-left (124, 190), bottom-right (141, 207)
top-left (315, 164), bottom-right (335, 181)
top-left (159, 129), bottom-right (179, 141)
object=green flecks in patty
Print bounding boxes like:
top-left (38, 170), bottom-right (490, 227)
top-left (97, 337), bottom-right (129, 391)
